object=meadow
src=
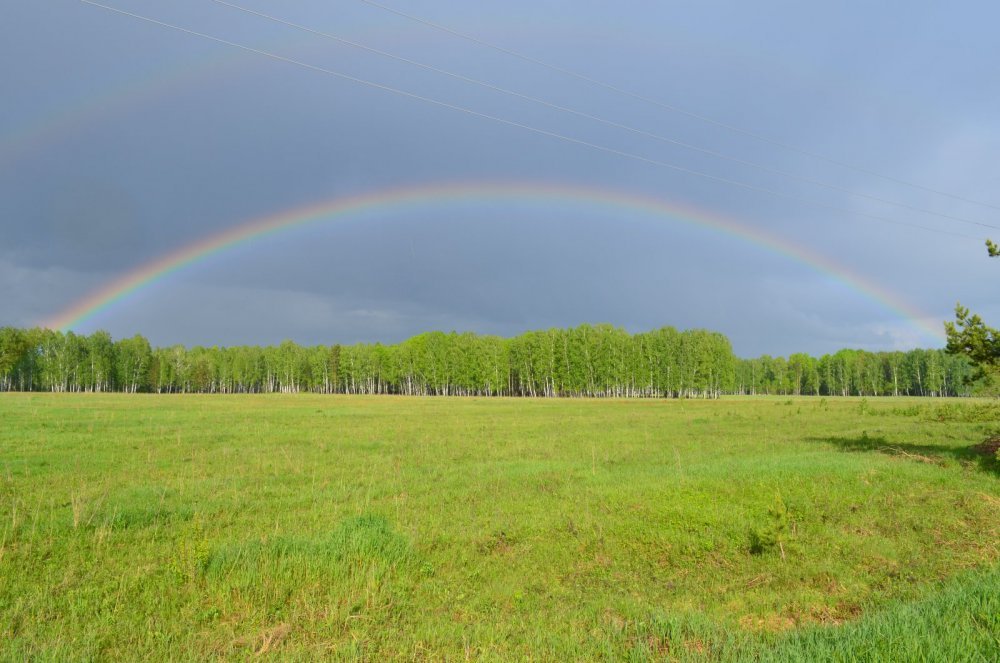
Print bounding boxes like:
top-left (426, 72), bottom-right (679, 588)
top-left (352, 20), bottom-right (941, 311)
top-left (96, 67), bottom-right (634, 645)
top-left (1, 394), bottom-right (998, 661)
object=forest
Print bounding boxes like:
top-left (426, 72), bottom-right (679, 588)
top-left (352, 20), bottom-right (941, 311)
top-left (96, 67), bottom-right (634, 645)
top-left (0, 325), bottom-right (977, 398)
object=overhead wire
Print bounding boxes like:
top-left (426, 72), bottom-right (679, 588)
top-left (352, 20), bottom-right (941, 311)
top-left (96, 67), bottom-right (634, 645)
top-left (356, 0), bottom-right (1000, 214)
top-left (208, 0), bottom-right (999, 233)
top-left (78, 1), bottom-right (982, 241)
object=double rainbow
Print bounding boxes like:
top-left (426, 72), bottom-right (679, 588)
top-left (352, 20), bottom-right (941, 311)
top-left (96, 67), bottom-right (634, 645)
top-left (42, 182), bottom-right (945, 342)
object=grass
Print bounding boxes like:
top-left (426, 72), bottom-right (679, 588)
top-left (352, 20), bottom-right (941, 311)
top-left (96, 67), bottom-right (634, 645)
top-left (0, 394), bottom-right (998, 660)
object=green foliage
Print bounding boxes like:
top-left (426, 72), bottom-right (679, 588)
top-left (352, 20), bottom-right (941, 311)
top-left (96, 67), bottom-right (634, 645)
top-left (749, 493), bottom-right (792, 557)
top-left (946, 304), bottom-right (1000, 384)
top-left (737, 347), bottom-right (973, 397)
top-left (0, 326), bottom-right (979, 398)
top-left (944, 241), bottom-right (999, 387)
top-left (0, 324), bottom-right (741, 398)
top-left (924, 402), bottom-right (1000, 423)
top-left (889, 403), bottom-right (924, 417)
top-left (0, 327), bottom-right (29, 389)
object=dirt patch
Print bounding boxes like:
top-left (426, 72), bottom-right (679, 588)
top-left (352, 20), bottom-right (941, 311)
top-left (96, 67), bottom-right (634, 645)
top-left (254, 624), bottom-right (292, 656)
top-left (683, 638), bottom-right (707, 655)
top-left (601, 608), bottom-right (627, 632)
top-left (972, 435), bottom-right (1000, 457)
top-left (646, 635), bottom-right (671, 656)
top-left (738, 614), bottom-right (796, 633)
top-left (478, 530), bottom-right (517, 555)
top-left (880, 446), bottom-right (942, 465)
top-left (232, 623), bottom-right (292, 656)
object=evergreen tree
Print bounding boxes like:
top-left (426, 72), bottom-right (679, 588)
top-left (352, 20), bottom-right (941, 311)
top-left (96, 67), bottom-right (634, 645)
top-left (946, 240), bottom-right (999, 387)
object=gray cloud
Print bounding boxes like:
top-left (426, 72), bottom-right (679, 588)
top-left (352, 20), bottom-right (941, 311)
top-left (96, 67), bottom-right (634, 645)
top-left (3, 0), bottom-right (999, 356)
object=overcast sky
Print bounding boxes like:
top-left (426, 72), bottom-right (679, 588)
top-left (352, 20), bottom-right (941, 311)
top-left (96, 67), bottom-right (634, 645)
top-left (2, 1), bottom-right (998, 356)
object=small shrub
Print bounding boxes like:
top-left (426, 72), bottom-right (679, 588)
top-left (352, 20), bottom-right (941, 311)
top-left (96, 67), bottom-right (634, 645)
top-left (890, 404), bottom-right (924, 417)
top-left (750, 493), bottom-right (791, 559)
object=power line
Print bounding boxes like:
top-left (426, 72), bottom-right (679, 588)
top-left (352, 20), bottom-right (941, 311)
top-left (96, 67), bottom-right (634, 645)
top-left (209, 0), bottom-right (999, 233)
top-left (356, 0), bottom-right (1000, 214)
top-left (78, 1), bottom-right (981, 241)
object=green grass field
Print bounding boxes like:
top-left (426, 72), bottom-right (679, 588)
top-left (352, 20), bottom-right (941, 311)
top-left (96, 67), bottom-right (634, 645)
top-left (1, 394), bottom-right (998, 661)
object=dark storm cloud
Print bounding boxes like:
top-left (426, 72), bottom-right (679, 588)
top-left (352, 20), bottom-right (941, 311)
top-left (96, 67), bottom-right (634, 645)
top-left (2, 0), bottom-right (999, 355)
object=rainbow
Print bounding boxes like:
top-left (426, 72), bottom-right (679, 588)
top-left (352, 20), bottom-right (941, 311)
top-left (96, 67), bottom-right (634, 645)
top-left (42, 182), bottom-right (946, 342)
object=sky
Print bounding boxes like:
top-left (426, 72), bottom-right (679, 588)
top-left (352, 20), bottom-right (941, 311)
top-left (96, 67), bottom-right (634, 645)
top-left (2, 0), bottom-right (998, 357)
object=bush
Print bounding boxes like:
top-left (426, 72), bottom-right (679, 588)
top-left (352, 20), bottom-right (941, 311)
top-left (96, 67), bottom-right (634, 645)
top-left (749, 493), bottom-right (791, 558)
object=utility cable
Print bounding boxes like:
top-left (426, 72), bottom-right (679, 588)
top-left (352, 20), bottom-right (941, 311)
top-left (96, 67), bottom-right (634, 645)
top-left (79, 1), bottom-right (982, 241)
top-left (356, 0), bottom-right (1000, 213)
top-left (209, 0), bottom-right (998, 232)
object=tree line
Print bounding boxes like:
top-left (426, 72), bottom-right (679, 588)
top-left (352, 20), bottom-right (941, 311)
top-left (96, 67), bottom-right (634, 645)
top-left (0, 325), bottom-right (978, 397)
top-left (735, 348), bottom-right (973, 397)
